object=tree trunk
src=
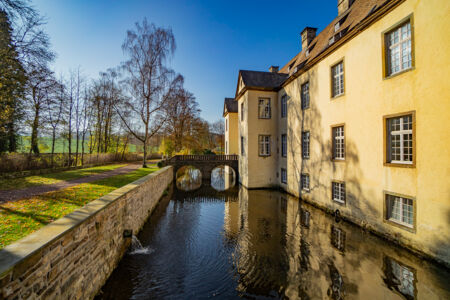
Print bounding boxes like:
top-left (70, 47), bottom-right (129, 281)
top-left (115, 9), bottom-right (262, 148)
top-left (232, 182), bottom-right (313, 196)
top-left (75, 129), bottom-right (79, 166)
top-left (51, 128), bottom-right (56, 167)
top-left (7, 122), bottom-right (17, 152)
top-left (30, 106), bottom-right (40, 155)
top-left (81, 131), bottom-right (86, 165)
top-left (143, 142), bottom-right (147, 168)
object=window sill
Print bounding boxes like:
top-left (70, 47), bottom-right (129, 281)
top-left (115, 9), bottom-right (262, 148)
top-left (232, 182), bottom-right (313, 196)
top-left (384, 162), bottom-right (415, 168)
top-left (258, 117), bottom-right (272, 120)
top-left (331, 93), bottom-right (345, 100)
top-left (385, 218), bottom-right (415, 233)
top-left (302, 188), bottom-right (310, 193)
top-left (384, 66), bottom-right (415, 80)
top-left (259, 154), bottom-right (271, 157)
top-left (332, 199), bottom-right (345, 205)
top-left (332, 158), bottom-right (345, 162)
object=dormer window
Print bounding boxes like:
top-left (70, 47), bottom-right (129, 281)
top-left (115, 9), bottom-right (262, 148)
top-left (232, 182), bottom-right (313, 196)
top-left (334, 22), bottom-right (340, 32)
top-left (329, 36), bottom-right (335, 45)
top-left (288, 62), bottom-right (295, 73)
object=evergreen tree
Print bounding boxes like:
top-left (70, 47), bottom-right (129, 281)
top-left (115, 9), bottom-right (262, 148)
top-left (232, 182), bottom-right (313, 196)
top-left (0, 9), bottom-right (26, 152)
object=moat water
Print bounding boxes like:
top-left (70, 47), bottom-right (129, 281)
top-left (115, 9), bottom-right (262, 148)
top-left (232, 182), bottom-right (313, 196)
top-left (97, 167), bottom-right (450, 299)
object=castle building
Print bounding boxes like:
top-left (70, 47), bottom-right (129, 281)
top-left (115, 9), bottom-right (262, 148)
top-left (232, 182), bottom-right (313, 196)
top-left (224, 0), bottom-right (450, 265)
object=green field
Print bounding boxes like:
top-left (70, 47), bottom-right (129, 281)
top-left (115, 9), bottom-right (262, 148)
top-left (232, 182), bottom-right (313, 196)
top-left (16, 136), bottom-right (142, 153)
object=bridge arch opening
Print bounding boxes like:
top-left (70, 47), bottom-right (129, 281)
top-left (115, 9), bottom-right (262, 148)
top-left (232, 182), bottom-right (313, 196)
top-left (211, 165), bottom-right (236, 191)
top-left (176, 166), bottom-right (202, 191)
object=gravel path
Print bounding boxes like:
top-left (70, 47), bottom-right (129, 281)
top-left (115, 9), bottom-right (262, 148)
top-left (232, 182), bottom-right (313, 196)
top-left (0, 164), bottom-right (142, 203)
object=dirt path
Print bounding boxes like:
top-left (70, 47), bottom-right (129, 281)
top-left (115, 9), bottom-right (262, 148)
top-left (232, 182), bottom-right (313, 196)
top-left (0, 163), bottom-right (143, 203)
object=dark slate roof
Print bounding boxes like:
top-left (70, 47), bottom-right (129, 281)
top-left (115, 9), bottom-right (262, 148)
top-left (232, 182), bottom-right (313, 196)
top-left (223, 97), bottom-right (238, 116)
top-left (240, 70), bottom-right (288, 90)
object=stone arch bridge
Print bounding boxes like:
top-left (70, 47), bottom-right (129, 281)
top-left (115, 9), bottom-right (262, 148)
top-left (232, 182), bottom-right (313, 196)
top-left (161, 155), bottom-right (239, 182)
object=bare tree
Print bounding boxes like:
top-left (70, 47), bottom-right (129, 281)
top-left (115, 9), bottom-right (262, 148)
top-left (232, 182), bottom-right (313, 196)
top-left (44, 74), bottom-right (64, 165)
top-left (117, 19), bottom-right (182, 167)
top-left (27, 65), bottom-right (56, 154)
top-left (80, 84), bottom-right (92, 165)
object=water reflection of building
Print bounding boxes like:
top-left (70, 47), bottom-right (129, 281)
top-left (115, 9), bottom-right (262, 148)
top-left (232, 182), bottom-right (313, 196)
top-left (222, 188), bottom-right (449, 299)
top-left (211, 166), bottom-right (236, 191)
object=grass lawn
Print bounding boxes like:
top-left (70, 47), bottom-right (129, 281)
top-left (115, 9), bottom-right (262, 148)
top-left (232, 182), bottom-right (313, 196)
top-left (0, 165), bottom-right (159, 249)
top-left (0, 164), bottom-right (128, 191)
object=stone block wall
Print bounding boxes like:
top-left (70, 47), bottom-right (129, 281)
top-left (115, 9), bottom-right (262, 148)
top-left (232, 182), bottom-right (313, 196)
top-left (0, 166), bottom-right (173, 300)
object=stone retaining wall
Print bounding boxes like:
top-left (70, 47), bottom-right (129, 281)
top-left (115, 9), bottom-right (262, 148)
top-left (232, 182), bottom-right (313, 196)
top-left (0, 166), bottom-right (173, 300)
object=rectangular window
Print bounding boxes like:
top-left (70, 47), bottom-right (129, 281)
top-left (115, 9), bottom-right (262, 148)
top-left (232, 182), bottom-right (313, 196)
top-left (384, 257), bottom-right (416, 299)
top-left (332, 181), bottom-right (345, 204)
top-left (332, 125), bottom-right (345, 160)
top-left (301, 209), bottom-right (310, 227)
top-left (281, 94), bottom-right (287, 118)
top-left (225, 119), bottom-right (228, 132)
top-left (331, 61), bottom-right (344, 97)
top-left (258, 135), bottom-right (271, 156)
top-left (241, 136), bottom-right (244, 156)
top-left (258, 98), bottom-right (271, 119)
top-left (386, 21), bottom-right (412, 76)
top-left (225, 141), bottom-right (228, 154)
top-left (331, 226), bottom-right (345, 251)
top-left (386, 194), bottom-right (414, 228)
top-left (281, 134), bottom-right (287, 157)
top-left (302, 131), bottom-right (310, 159)
top-left (301, 82), bottom-right (310, 109)
top-left (281, 168), bottom-right (287, 184)
top-left (301, 174), bottom-right (310, 192)
top-left (241, 102), bottom-right (244, 121)
top-left (385, 114), bottom-right (413, 165)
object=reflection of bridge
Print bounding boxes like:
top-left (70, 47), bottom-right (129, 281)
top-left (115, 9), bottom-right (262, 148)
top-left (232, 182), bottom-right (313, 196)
top-left (162, 155), bottom-right (239, 181)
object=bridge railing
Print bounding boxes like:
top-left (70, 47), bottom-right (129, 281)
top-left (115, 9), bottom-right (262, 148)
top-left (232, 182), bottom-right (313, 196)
top-left (167, 155), bottom-right (238, 162)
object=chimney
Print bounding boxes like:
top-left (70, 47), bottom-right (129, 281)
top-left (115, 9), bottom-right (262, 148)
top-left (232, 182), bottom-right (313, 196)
top-left (338, 0), bottom-right (353, 16)
top-left (301, 27), bottom-right (317, 51)
top-left (269, 66), bottom-right (279, 73)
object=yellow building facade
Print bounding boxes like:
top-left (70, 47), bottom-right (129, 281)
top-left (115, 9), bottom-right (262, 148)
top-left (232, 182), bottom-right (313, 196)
top-left (226, 0), bottom-right (450, 265)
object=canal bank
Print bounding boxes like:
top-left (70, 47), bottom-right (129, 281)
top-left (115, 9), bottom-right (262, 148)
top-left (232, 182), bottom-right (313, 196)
top-left (97, 182), bottom-right (450, 299)
top-left (0, 166), bottom-right (173, 300)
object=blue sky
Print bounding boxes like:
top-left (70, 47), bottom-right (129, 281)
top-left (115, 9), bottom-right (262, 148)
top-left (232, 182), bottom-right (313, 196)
top-left (34, 0), bottom-right (337, 122)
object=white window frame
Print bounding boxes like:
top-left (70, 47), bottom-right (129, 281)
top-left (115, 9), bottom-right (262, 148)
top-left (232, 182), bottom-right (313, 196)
top-left (332, 126), bottom-right (345, 160)
top-left (281, 94), bottom-right (287, 118)
top-left (332, 181), bottom-right (345, 204)
top-left (301, 82), bottom-right (310, 110)
top-left (386, 194), bottom-right (414, 228)
top-left (281, 134), bottom-right (287, 157)
top-left (302, 131), bottom-right (310, 159)
top-left (301, 174), bottom-right (310, 192)
top-left (386, 21), bottom-right (412, 76)
top-left (258, 98), bottom-right (271, 119)
top-left (386, 114), bottom-right (413, 164)
top-left (331, 61), bottom-right (344, 97)
top-left (258, 135), bottom-right (271, 156)
top-left (281, 168), bottom-right (287, 184)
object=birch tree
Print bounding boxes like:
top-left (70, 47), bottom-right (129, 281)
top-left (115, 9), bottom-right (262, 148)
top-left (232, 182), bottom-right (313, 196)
top-left (118, 19), bottom-right (182, 167)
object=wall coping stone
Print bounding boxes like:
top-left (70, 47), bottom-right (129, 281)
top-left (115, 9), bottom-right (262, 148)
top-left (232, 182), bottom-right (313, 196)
top-left (0, 166), bottom-right (172, 279)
